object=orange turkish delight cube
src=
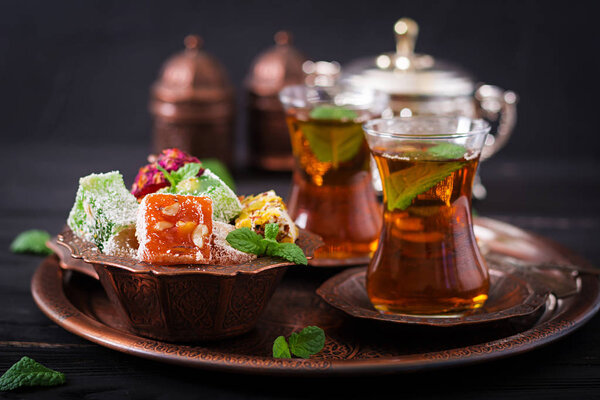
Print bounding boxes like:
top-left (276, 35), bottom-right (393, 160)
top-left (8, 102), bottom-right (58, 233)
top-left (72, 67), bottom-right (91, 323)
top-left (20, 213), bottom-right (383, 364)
top-left (137, 193), bottom-right (213, 265)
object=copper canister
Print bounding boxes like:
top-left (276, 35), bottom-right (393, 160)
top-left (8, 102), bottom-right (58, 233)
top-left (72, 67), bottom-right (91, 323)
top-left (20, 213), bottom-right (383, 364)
top-left (150, 35), bottom-right (235, 168)
top-left (246, 31), bottom-right (307, 171)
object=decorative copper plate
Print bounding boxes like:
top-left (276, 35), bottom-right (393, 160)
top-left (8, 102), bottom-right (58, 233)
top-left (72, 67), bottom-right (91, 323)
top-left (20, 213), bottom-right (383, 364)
top-left (32, 218), bottom-right (600, 376)
top-left (317, 267), bottom-right (549, 327)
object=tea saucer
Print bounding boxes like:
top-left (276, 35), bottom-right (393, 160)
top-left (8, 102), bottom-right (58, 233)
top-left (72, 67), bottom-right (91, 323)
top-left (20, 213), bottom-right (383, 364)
top-left (316, 266), bottom-right (550, 327)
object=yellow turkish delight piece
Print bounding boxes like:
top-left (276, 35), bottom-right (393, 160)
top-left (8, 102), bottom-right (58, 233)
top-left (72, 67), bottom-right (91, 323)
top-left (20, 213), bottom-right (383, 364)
top-left (235, 190), bottom-right (298, 243)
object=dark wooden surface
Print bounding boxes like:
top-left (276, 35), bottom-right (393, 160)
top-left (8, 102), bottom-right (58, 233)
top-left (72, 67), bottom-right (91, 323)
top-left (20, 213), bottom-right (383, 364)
top-left (1, 144), bottom-right (600, 399)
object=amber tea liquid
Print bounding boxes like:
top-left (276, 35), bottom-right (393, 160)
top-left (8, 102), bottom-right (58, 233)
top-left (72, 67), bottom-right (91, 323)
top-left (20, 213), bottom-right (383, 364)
top-left (286, 110), bottom-right (382, 262)
top-left (368, 143), bottom-right (489, 315)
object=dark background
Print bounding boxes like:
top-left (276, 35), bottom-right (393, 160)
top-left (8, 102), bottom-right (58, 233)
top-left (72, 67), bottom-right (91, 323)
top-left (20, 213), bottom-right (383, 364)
top-left (2, 1), bottom-right (600, 399)
top-left (1, 0), bottom-right (599, 163)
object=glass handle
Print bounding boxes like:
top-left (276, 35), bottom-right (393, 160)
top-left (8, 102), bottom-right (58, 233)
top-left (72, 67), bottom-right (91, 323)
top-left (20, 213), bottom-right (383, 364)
top-left (475, 84), bottom-right (518, 160)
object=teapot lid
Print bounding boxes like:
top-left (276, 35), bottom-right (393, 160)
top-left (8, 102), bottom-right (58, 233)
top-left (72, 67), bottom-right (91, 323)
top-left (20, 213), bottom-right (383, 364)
top-left (344, 18), bottom-right (475, 97)
top-left (246, 31), bottom-right (307, 96)
top-left (152, 35), bottom-right (233, 103)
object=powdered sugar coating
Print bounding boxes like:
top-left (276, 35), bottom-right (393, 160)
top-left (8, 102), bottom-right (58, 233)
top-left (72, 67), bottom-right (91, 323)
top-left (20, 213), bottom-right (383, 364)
top-left (67, 171), bottom-right (138, 253)
top-left (210, 221), bottom-right (257, 265)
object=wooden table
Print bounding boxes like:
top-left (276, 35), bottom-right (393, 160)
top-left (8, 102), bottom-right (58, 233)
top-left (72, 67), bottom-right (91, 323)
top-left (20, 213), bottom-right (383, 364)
top-left (2, 144), bottom-right (599, 399)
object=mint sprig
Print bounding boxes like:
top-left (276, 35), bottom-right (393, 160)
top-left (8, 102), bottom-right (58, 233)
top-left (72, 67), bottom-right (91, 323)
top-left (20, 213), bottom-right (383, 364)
top-left (156, 163), bottom-right (203, 193)
top-left (226, 223), bottom-right (307, 265)
top-left (0, 356), bottom-right (65, 391)
top-left (272, 326), bottom-right (326, 359)
top-left (10, 230), bottom-right (52, 256)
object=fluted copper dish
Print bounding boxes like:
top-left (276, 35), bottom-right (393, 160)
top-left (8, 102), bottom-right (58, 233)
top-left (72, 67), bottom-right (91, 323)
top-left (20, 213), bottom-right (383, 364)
top-left (48, 227), bottom-right (323, 342)
top-left (32, 218), bottom-right (600, 376)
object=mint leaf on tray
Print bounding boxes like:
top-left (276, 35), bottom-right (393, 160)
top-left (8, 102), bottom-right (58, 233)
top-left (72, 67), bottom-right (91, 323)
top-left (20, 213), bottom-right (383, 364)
top-left (272, 336), bottom-right (292, 358)
top-left (272, 326), bottom-right (326, 359)
top-left (0, 356), bottom-right (65, 391)
top-left (10, 230), bottom-right (52, 256)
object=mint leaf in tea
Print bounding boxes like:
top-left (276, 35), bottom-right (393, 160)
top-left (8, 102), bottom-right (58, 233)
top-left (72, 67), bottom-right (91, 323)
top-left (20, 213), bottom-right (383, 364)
top-left (426, 143), bottom-right (467, 159)
top-left (384, 161), bottom-right (465, 211)
top-left (288, 106), bottom-right (368, 174)
top-left (309, 105), bottom-right (358, 121)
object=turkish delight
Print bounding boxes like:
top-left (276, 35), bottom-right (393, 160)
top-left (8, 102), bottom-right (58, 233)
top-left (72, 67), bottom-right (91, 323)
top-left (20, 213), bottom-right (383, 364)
top-left (235, 190), bottom-right (298, 243)
top-left (137, 193), bottom-right (213, 265)
top-left (167, 169), bottom-right (242, 223)
top-left (67, 171), bottom-right (139, 256)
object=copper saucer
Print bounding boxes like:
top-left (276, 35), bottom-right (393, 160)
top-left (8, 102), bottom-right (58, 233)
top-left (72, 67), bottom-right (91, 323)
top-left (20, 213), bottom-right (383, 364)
top-left (32, 218), bottom-right (600, 376)
top-left (316, 266), bottom-right (550, 327)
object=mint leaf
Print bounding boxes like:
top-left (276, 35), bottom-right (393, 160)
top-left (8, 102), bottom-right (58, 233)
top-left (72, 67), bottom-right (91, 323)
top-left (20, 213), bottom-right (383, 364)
top-left (155, 164), bottom-right (177, 188)
top-left (288, 326), bottom-right (326, 359)
top-left (385, 161), bottom-right (465, 211)
top-left (0, 356), bottom-right (65, 391)
top-left (266, 242), bottom-right (308, 265)
top-left (427, 143), bottom-right (467, 159)
top-left (310, 106), bottom-right (358, 120)
top-left (272, 336), bottom-right (291, 358)
top-left (226, 228), bottom-right (265, 254)
top-left (171, 162), bottom-right (202, 182)
top-left (10, 230), bottom-right (52, 256)
top-left (200, 159), bottom-right (236, 191)
top-left (226, 225), bottom-right (307, 265)
top-left (303, 122), bottom-right (364, 167)
top-left (264, 223), bottom-right (279, 241)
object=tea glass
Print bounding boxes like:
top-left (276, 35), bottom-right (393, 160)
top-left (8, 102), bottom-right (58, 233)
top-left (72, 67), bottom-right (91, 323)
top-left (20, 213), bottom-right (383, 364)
top-left (363, 116), bottom-right (490, 315)
top-left (279, 84), bottom-right (388, 265)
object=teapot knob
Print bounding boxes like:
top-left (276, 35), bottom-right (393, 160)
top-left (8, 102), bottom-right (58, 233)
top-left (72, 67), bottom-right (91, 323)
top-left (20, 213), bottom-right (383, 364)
top-left (394, 18), bottom-right (419, 57)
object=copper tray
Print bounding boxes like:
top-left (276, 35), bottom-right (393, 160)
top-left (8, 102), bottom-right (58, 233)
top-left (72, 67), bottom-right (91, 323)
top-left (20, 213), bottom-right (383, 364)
top-left (32, 218), bottom-right (600, 376)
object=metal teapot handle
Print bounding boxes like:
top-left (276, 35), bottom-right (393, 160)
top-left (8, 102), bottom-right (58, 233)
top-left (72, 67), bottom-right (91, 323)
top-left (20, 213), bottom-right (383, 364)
top-left (475, 84), bottom-right (518, 160)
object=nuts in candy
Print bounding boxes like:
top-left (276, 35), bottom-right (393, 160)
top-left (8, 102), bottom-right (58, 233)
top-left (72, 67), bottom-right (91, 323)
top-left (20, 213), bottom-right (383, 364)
top-left (137, 193), bottom-right (213, 265)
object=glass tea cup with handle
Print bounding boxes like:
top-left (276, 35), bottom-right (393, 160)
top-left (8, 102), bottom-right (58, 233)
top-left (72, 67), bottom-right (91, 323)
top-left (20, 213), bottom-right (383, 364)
top-left (363, 116), bottom-right (490, 315)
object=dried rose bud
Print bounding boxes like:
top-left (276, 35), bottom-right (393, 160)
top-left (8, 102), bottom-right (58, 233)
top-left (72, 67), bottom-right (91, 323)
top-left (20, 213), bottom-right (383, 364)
top-left (131, 148), bottom-right (204, 199)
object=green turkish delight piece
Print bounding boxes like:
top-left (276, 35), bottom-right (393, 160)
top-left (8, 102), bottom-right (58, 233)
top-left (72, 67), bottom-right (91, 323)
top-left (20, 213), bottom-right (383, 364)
top-left (67, 171), bottom-right (139, 253)
top-left (171, 169), bottom-right (242, 223)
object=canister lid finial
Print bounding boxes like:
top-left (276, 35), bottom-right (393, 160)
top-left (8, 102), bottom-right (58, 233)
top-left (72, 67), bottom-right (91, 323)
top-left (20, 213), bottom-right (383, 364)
top-left (184, 34), bottom-right (203, 50)
top-left (274, 31), bottom-right (292, 46)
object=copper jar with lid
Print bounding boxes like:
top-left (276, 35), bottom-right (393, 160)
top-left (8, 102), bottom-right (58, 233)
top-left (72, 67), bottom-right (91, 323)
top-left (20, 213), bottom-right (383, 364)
top-left (150, 35), bottom-right (235, 168)
top-left (245, 31), bottom-right (307, 171)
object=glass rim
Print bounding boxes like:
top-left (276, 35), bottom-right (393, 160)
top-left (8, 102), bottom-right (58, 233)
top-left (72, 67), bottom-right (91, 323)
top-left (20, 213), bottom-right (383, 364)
top-left (363, 116), bottom-right (491, 139)
top-left (278, 83), bottom-right (389, 110)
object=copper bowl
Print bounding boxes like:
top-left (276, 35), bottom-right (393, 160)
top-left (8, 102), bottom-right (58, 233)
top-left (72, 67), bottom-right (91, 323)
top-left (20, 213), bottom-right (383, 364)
top-left (50, 228), bottom-right (323, 342)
